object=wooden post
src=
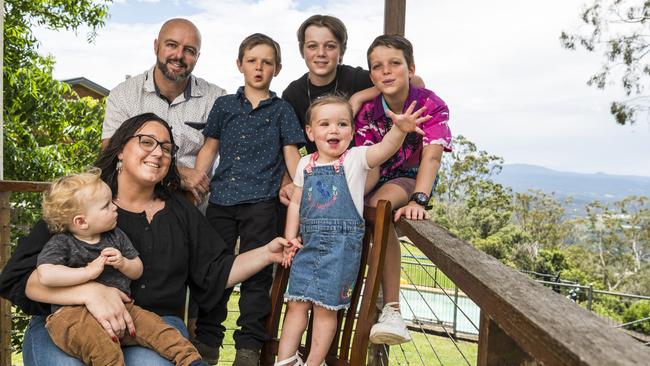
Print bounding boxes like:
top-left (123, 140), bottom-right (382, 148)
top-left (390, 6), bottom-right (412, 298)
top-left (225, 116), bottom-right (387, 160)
top-left (0, 192), bottom-right (11, 366)
top-left (477, 311), bottom-right (540, 366)
top-left (384, 0), bottom-right (406, 35)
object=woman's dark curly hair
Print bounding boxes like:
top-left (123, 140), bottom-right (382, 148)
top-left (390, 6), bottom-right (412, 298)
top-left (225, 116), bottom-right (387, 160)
top-left (94, 113), bottom-right (181, 200)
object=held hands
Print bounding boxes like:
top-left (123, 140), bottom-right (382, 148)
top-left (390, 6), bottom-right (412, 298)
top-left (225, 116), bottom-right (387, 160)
top-left (102, 247), bottom-right (125, 270)
top-left (179, 166), bottom-right (210, 202)
top-left (267, 237), bottom-right (298, 266)
top-left (279, 182), bottom-right (295, 206)
top-left (387, 100), bottom-right (431, 136)
top-left (394, 201), bottom-right (430, 222)
top-left (282, 237), bottom-right (303, 268)
top-left (85, 255), bottom-right (107, 280)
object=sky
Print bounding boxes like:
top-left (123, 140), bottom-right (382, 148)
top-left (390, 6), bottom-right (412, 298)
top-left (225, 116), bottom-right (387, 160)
top-left (33, 0), bottom-right (650, 177)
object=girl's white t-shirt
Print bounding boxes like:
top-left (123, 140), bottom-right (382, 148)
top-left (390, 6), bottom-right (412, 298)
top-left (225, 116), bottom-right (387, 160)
top-left (293, 146), bottom-right (370, 216)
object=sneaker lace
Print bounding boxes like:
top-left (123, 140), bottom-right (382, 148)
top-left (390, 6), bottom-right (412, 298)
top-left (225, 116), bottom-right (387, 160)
top-left (378, 302), bottom-right (401, 323)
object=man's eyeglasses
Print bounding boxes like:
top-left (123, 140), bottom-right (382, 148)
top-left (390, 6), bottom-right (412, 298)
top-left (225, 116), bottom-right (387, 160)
top-left (129, 134), bottom-right (178, 157)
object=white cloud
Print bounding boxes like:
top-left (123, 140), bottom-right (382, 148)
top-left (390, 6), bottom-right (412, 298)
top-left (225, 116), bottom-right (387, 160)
top-left (32, 0), bottom-right (650, 177)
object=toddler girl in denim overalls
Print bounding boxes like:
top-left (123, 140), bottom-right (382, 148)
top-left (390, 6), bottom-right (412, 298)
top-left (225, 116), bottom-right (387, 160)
top-left (275, 95), bottom-right (431, 366)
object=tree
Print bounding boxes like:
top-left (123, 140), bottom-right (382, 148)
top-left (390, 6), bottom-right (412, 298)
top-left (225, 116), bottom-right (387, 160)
top-left (512, 190), bottom-right (574, 250)
top-left (561, 0), bottom-right (650, 125)
top-left (435, 135), bottom-right (504, 205)
top-left (577, 198), bottom-right (649, 291)
top-left (3, 0), bottom-right (111, 352)
top-left (432, 136), bottom-right (522, 258)
top-left (614, 196), bottom-right (650, 273)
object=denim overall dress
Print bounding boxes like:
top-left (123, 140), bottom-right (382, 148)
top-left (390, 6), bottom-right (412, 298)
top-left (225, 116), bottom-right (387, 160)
top-left (285, 151), bottom-right (366, 310)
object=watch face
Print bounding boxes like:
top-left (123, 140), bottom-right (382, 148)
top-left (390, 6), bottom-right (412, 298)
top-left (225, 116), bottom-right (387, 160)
top-left (412, 192), bottom-right (428, 206)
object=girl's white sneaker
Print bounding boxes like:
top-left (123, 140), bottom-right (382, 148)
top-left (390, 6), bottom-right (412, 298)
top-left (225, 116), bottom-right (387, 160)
top-left (274, 351), bottom-right (304, 366)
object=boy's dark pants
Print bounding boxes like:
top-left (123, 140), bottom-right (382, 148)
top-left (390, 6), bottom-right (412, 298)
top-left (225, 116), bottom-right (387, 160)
top-left (202, 200), bottom-right (276, 351)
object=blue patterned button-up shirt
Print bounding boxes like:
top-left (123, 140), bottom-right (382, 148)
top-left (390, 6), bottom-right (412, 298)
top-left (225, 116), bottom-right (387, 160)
top-left (203, 87), bottom-right (305, 205)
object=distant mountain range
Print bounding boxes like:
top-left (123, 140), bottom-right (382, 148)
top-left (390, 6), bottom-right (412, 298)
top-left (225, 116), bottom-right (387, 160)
top-left (493, 164), bottom-right (650, 212)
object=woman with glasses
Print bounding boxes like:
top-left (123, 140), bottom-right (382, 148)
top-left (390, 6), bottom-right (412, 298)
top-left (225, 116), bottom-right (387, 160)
top-left (0, 113), bottom-right (294, 366)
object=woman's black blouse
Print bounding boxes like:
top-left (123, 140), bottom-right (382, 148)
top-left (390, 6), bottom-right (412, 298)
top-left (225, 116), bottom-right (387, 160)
top-left (0, 194), bottom-right (234, 317)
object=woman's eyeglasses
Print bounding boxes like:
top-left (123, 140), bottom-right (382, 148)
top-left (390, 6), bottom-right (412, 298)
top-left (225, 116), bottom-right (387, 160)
top-left (129, 134), bottom-right (178, 157)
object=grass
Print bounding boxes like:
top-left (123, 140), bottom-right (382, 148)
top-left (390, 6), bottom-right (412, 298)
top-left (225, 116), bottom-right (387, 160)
top-left (10, 291), bottom-right (477, 365)
top-left (387, 330), bottom-right (477, 365)
top-left (401, 242), bottom-right (456, 290)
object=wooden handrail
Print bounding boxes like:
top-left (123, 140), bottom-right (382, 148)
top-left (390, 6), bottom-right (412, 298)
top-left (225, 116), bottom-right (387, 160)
top-left (0, 180), bottom-right (51, 193)
top-left (397, 218), bottom-right (650, 366)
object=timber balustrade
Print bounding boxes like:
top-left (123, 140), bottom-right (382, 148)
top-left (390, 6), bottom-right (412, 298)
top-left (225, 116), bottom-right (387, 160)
top-left (396, 218), bottom-right (650, 365)
top-left (2, 179), bottom-right (650, 365)
top-left (1, 181), bottom-right (51, 366)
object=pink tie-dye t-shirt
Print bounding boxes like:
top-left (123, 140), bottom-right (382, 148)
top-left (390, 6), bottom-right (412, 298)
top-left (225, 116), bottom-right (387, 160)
top-left (355, 86), bottom-right (451, 184)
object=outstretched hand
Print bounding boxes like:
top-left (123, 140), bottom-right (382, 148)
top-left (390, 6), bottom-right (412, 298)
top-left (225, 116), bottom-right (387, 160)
top-left (386, 100), bottom-right (431, 136)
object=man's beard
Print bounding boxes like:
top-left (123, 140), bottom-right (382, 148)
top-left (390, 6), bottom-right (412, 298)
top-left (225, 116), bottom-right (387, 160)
top-left (157, 57), bottom-right (192, 81)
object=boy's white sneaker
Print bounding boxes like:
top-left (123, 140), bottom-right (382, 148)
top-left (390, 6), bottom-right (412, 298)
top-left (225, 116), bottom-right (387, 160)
top-left (369, 302), bottom-right (412, 345)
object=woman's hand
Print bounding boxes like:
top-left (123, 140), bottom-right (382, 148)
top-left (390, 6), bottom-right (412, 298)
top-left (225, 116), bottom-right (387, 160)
top-left (282, 237), bottom-right (302, 268)
top-left (394, 201), bottom-right (430, 222)
top-left (84, 283), bottom-right (135, 341)
top-left (266, 237), bottom-right (297, 265)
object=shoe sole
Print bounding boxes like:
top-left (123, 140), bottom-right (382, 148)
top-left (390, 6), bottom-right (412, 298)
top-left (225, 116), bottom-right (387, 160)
top-left (369, 331), bottom-right (411, 345)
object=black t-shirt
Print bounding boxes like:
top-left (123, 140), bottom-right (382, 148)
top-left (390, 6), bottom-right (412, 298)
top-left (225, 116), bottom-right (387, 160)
top-left (282, 64), bottom-right (373, 153)
top-left (0, 194), bottom-right (234, 317)
top-left (37, 229), bottom-right (139, 305)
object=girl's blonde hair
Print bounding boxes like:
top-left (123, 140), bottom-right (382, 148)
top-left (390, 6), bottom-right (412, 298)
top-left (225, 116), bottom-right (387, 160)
top-left (42, 168), bottom-right (105, 233)
top-left (305, 94), bottom-right (354, 126)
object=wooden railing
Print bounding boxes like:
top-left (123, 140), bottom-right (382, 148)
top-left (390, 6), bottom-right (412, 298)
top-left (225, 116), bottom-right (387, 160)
top-left (396, 219), bottom-right (650, 365)
top-left (0, 181), bottom-right (51, 366)
top-left (2, 179), bottom-right (650, 365)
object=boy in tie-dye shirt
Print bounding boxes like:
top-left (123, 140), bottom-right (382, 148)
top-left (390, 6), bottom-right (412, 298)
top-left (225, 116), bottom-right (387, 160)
top-left (355, 34), bottom-right (452, 345)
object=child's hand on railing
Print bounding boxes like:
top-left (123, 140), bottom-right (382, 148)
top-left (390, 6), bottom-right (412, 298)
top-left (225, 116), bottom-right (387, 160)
top-left (387, 100), bottom-right (430, 136)
top-left (394, 201), bottom-right (430, 222)
top-left (282, 237), bottom-right (303, 268)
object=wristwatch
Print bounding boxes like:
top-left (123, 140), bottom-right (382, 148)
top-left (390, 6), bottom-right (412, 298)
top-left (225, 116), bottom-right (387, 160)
top-left (409, 192), bottom-right (431, 209)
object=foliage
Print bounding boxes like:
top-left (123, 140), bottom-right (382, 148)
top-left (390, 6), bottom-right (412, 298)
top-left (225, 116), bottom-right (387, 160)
top-left (429, 135), bottom-right (650, 331)
top-left (577, 198), bottom-right (650, 291)
top-left (435, 135), bottom-right (504, 204)
top-left (512, 190), bottom-right (573, 250)
top-left (561, 0), bottom-right (650, 125)
top-left (590, 295), bottom-right (626, 322)
top-left (622, 300), bottom-right (650, 334)
top-left (473, 224), bottom-right (528, 263)
top-left (3, 0), bottom-right (111, 352)
top-left (432, 136), bottom-right (514, 246)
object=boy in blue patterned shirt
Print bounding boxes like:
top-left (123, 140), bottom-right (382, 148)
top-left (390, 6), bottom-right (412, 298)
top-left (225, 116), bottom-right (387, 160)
top-left (194, 33), bottom-right (304, 365)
